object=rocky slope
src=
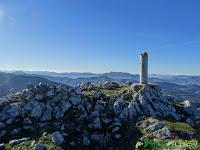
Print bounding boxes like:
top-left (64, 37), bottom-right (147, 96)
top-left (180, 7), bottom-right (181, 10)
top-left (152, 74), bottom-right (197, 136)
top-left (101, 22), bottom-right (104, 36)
top-left (0, 81), bottom-right (200, 149)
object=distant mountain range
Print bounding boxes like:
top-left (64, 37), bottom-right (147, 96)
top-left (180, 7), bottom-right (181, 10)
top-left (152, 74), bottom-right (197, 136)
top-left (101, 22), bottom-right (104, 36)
top-left (0, 71), bottom-right (200, 105)
top-left (10, 71), bottom-right (200, 86)
top-left (0, 72), bottom-right (53, 96)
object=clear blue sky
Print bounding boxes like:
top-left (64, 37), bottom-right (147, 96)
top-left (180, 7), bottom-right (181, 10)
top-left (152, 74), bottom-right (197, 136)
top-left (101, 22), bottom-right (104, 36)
top-left (0, 0), bottom-right (200, 75)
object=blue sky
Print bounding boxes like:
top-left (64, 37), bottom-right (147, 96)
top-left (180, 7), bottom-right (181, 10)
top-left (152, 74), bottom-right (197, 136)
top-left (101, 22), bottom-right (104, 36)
top-left (0, 0), bottom-right (200, 75)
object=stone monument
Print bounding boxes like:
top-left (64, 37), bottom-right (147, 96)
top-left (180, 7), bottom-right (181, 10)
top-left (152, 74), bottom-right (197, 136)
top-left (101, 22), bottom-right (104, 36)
top-left (140, 52), bottom-right (148, 84)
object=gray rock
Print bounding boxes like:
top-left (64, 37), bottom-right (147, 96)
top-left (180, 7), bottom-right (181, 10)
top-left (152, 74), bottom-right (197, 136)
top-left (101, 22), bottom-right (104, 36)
top-left (128, 101), bottom-right (137, 119)
top-left (93, 91), bottom-right (102, 99)
top-left (60, 100), bottom-right (71, 112)
top-left (80, 82), bottom-right (95, 91)
top-left (40, 106), bottom-right (52, 121)
top-left (113, 99), bottom-right (128, 115)
top-left (83, 135), bottom-right (90, 145)
top-left (0, 130), bottom-right (6, 138)
top-left (90, 133), bottom-right (110, 145)
top-left (23, 125), bottom-right (35, 131)
top-left (24, 101), bottom-right (33, 111)
top-left (69, 96), bottom-right (81, 105)
top-left (34, 144), bottom-right (46, 150)
top-left (47, 89), bottom-right (55, 98)
top-left (94, 102), bottom-right (104, 112)
top-left (6, 118), bottom-right (15, 125)
top-left (35, 94), bottom-right (43, 101)
top-left (119, 107), bottom-right (129, 120)
top-left (23, 118), bottom-right (32, 124)
top-left (0, 143), bottom-right (4, 149)
top-left (90, 117), bottom-right (101, 129)
top-left (31, 102), bottom-right (45, 119)
top-left (9, 137), bottom-right (30, 145)
top-left (69, 141), bottom-right (76, 146)
top-left (52, 131), bottom-right (64, 145)
top-left (75, 86), bottom-right (81, 95)
top-left (10, 128), bottom-right (22, 136)
top-left (112, 127), bottom-right (120, 133)
top-left (31, 140), bottom-right (36, 146)
top-left (54, 106), bottom-right (64, 119)
top-left (0, 122), bottom-right (5, 128)
top-left (2, 104), bottom-right (20, 121)
top-left (145, 122), bottom-right (165, 132)
top-left (114, 134), bottom-right (121, 139)
top-left (181, 100), bottom-right (191, 108)
top-left (102, 118), bottom-right (111, 125)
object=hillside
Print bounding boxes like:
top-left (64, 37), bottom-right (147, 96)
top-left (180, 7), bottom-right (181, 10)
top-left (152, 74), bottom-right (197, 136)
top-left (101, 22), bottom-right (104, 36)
top-left (0, 72), bottom-right (53, 97)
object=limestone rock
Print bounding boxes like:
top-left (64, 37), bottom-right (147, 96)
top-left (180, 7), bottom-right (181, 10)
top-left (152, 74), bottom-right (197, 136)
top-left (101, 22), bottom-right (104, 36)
top-left (52, 131), bottom-right (64, 145)
top-left (113, 99), bottom-right (128, 115)
top-left (31, 102), bottom-right (45, 119)
top-left (90, 117), bottom-right (101, 129)
top-left (10, 128), bottom-right (22, 136)
top-left (181, 100), bottom-right (191, 108)
top-left (0, 130), bottom-right (6, 138)
top-left (0, 143), bottom-right (4, 149)
top-left (40, 107), bottom-right (52, 121)
top-left (93, 91), bottom-right (103, 99)
top-left (9, 137), bottom-right (31, 145)
top-left (69, 96), bottom-right (81, 106)
top-left (80, 82), bottom-right (95, 91)
top-left (54, 106), bottom-right (64, 119)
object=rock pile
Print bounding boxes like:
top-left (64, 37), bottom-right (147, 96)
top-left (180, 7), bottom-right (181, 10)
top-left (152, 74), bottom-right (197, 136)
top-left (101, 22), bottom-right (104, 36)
top-left (0, 82), bottom-right (199, 149)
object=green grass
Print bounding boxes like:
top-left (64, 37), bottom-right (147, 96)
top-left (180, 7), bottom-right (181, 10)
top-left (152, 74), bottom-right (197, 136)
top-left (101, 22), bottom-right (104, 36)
top-left (4, 133), bottom-right (62, 150)
top-left (4, 141), bottom-right (33, 150)
top-left (82, 85), bottom-right (130, 98)
top-left (163, 120), bottom-right (195, 133)
top-left (38, 133), bottom-right (62, 150)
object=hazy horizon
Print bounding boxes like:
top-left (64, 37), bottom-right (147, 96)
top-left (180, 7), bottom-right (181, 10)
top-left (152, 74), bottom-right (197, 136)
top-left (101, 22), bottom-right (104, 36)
top-left (1, 70), bottom-right (200, 76)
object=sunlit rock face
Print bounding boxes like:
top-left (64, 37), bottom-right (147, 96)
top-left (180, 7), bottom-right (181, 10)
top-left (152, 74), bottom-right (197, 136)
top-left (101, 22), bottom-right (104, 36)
top-left (113, 84), bottom-right (181, 120)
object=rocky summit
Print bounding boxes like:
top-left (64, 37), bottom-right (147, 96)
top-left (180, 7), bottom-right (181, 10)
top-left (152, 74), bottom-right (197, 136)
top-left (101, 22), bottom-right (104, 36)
top-left (0, 82), bottom-right (200, 149)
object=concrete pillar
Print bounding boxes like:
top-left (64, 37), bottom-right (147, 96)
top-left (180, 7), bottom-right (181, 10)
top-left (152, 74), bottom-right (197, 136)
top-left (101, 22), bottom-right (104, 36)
top-left (140, 52), bottom-right (148, 84)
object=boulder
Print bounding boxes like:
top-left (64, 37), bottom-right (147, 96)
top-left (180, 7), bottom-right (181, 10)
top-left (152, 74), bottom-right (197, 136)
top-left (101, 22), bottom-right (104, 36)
top-left (181, 100), bottom-right (191, 108)
top-left (52, 131), bottom-right (64, 145)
